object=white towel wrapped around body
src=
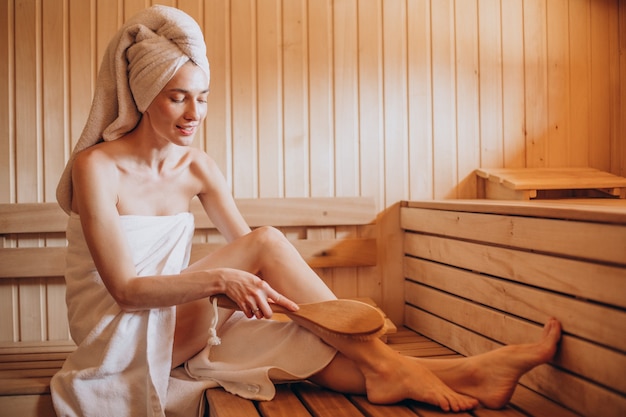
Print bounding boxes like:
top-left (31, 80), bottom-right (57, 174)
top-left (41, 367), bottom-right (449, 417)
top-left (51, 213), bottom-right (336, 417)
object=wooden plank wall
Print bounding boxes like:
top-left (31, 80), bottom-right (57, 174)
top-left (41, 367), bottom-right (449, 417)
top-left (0, 0), bottom-right (623, 207)
top-left (0, 0), bottom-right (624, 341)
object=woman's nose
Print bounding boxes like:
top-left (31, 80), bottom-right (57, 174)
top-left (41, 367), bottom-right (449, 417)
top-left (184, 102), bottom-right (200, 120)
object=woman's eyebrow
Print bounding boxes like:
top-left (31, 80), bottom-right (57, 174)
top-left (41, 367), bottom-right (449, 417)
top-left (168, 88), bottom-right (210, 94)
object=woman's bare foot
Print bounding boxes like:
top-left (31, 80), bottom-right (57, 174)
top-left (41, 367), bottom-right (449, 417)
top-left (362, 355), bottom-right (479, 412)
top-left (443, 318), bottom-right (562, 409)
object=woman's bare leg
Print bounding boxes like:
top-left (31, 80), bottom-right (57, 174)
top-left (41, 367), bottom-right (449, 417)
top-left (184, 226), bottom-right (336, 303)
top-left (305, 330), bottom-right (480, 412)
top-left (410, 317), bottom-right (562, 408)
top-left (174, 227), bottom-right (475, 410)
top-left (309, 318), bottom-right (561, 410)
top-left (173, 227), bottom-right (561, 411)
top-left (173, 226), bottom-right (335, 366)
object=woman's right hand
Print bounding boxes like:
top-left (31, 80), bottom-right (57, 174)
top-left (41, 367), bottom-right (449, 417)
top-left (217, 268), bottom-right (299, 319)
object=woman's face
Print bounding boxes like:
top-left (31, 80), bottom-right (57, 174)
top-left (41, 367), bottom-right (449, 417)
top-left (143, 61), bottom-right (209, 146)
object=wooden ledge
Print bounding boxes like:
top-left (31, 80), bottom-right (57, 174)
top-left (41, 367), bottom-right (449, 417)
top-left (476, 167), bottom-right (626, 200)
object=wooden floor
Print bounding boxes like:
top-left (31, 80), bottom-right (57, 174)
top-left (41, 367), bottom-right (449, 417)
top-left (205, 327), bottom-right (580, 417)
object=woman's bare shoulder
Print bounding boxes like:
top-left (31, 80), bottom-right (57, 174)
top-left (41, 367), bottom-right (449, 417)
top-left (186, 147), bottom-right (220, 173)
top-left (73, 141), bottom-right (120, 173)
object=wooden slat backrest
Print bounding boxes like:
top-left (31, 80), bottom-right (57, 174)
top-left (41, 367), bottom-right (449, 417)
top-left (0, 197), bottom-right (378, 279)
top-left (0, 197), bottom-right (376, 234)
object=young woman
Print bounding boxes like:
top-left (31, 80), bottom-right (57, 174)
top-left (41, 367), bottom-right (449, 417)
top-left (51, 6), bottom-right (561, 417)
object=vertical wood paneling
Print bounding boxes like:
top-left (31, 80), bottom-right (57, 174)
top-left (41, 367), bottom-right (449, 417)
top-left (546, 0), bottom-right (570, 167)
top-left (357, 0), bottom-right (383, 204)
top-left (230, 0), bottom-right (257, 197)
top-left (407, 0), bottom-right (433, 200)
top-left (42, 0), bottom-right (67, 202)
top-left (621, 0), bottom-right (626, 177)
top-left (0, 0), bottom-right (14, 202)
top-left (589, 0), bottom-right (612, 171)
top-left (333, 0), bottom-right (359, 196)
top-left (308, 0), bottom-right (334, 197)
top-left (607, 0), bottom-right (620, 177)
top-left (42, 0), bottom-right (70, 341)
top-left (431, 0), bottom-right (457, 198)
top-left (500, 0), bottom-right (525, 168)
top-left (1, 0), bottom-right (623, 203)
top-left (567, 0), bottom-right (590, 167)
top-left (382, 0), bottom-right (408, 204)
top-left (1, 0), bottom-right (625, 340)
top-left (68, 0), bottom-right (95, 152)
top-left (15, 0), bottom-right (41, 202)
top-left (205, 0), bottom-right (231, 183)
top-left (456, 0), bottom-right (479, 198)
top-left (523, 0), bottom-right (548, 167)
top-left (95, 0), bottom-right (121, 72)
top-left (257, 0), bottom-right (283, 198)
top-left (478, 0), bottom-right (502, 168)
top-left (282, 0), bottom-right (309, 197)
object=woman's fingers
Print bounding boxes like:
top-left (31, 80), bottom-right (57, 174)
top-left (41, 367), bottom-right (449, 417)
top-left (224, 271), bottom-right (298, 319)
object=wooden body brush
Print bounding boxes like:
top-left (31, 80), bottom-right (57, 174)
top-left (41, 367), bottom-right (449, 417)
top-left (214, 295), bottom-right (386, 339)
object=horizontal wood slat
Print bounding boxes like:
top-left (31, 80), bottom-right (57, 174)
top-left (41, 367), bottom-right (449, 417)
top-left (0, 197), bottom-right (376, 235)
top-left (405, 257), bottom-right (626, 354)
top-left (0, 393), bottom-right (56, 417)
top-left (404, 232), bottom-right (626, 309)
top-left (0, 238), bottom-right (377, 279)
top-left (403, 199), bottom-right (626, 224)
top-left (405, 303), bottom-right (626, 417)
top-left (405, 271), bottom-right (626, 393)
top-left (401, 206), bottom-right (626, 265)
top-left (0, 247), bottom-right (65, 278)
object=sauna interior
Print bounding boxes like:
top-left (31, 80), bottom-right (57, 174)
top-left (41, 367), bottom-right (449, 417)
top-left (1, 0), bottom-right (625, 416)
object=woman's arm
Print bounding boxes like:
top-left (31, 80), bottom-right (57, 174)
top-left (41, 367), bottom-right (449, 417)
top-left (193, 151), bottom-right (251, 242)
top-left (70, 148), bottom-right (251, 311)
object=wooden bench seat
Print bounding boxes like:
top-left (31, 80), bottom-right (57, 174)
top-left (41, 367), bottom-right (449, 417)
top-left (0, 197), bottom-right (398, 416)
top-left (204, 327), bottom-right (581, 417)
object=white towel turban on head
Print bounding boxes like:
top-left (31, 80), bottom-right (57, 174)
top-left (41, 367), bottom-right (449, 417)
top-left (56, 5), bottom-right (210, 214)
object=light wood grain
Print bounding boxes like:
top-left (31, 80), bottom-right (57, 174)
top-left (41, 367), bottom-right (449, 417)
top-left (2, 0), bottom-right (625, 208)
top-left (404, 233), bottom-right (626, 309)
top-left (206, 387), bottom-right (260, 417)
top-left (402, 199), bottom-right (626, 417)
top-left (401, 207), bottom-right (626, 265)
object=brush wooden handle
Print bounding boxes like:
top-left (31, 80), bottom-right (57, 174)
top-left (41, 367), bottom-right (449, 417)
top-left (214, 294), bottom-right (385, 338)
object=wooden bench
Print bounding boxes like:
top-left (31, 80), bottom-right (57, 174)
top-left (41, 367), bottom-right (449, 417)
top-left (401, 199), bottom-right (626, 417)
top-left (0, 197), bottom-right (400, 417)
top-left (3, 197), bottom-right (624, 416)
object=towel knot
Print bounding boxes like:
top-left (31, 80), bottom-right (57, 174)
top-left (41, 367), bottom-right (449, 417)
top-left (207, 297), bottom-right (221, 346)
